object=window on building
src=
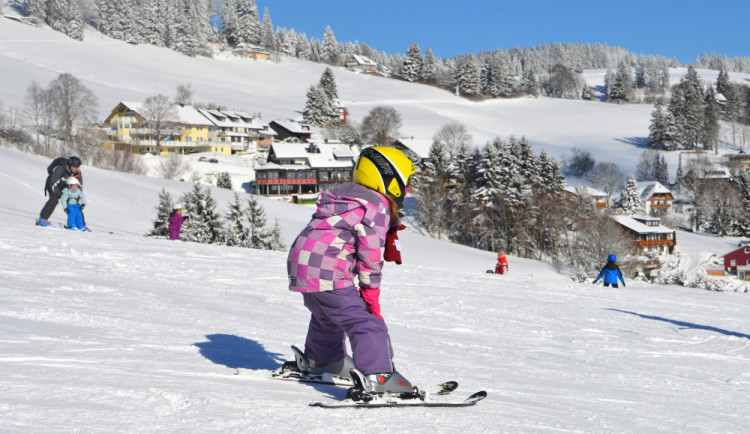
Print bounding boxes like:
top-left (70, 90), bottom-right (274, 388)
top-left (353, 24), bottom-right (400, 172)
top-left (731, 259), bottom-right (737, 266)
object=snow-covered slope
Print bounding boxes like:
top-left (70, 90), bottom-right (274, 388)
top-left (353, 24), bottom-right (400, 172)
top-left (3, 18), bottom-right (750, 179)
top-left (2, 146), bottom-right (750, 432)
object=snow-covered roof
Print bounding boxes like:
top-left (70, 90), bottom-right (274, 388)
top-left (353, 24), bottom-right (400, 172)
top-left (635, 181), bottom-right (672, 200)
top-left (610, 215), bottom-right (674, 235)
top-left (347, 54), bottom-right (376, 66)
top-left (565, 184), bottom-right (607, 198)
top-left (270, 119), bottom-right (313, 135)
top-left (197, 108), bottom-right (262, 130)
top-left (267, 142), bottom-right (355, 169)
top-left (393, 137), bottom-right (431, 159)
top-left (114, 102), bottom-right (211, 126)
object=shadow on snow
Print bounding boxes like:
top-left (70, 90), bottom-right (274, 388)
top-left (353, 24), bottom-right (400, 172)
top-left (194, 333), bottom-right (286, 370)
top-left (606, 308), bottom-right (750, 339)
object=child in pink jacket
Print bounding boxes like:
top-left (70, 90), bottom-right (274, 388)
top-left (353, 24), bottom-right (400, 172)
top-left (287, 147), bottom-right (416, 395)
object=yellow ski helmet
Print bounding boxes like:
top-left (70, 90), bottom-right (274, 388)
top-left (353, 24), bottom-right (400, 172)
top-left (354, 146), bottom-right (416, 208)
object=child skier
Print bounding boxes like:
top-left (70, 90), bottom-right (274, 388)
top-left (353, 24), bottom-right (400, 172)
top-left (593, 254), bottom-right (626, 288)
top-left (495, 249), bottom-right (509, 274)
top-left (60, 177), bottom-right (87, 231)
top-left (287, 146), bottom-right (417, 396)
top-left (168, 208), bottom-right (184, 240)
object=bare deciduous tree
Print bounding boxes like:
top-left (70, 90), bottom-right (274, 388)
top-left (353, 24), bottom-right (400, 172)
top-left (432, 122), bottom-right (472, 159)
top-left (587, 162), bottom-right (624, 204)
top-left (175, 84), bottom-right (193, 106)
top-left (47, 73), bottom-right (98, 142)
top-left (141, 94), bottom-right (179, 155)
top-left (360, 106), bottom-right (402, 146)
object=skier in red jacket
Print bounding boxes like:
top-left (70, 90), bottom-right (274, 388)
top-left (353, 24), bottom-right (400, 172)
top-left (495, 249), bottom-right (509, 274)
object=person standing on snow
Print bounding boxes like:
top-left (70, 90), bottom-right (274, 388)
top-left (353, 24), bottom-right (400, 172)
top-left (168, 208), bottom-right (185, 240)
top-left (495, 249), bottom-right (509, 274)
top-left (60, 177), bottom-right (87, 231)
top-left (593, 254), bottom-right (626, 288)
top-left (38, 156), bottom-right (87, 229)
top-left (287, 146), bottom-right (416, 396)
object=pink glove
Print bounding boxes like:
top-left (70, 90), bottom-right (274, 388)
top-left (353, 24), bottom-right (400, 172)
top-left (359, 288), bottom-right (383, 319)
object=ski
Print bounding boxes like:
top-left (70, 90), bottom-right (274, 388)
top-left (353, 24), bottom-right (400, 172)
top-left (271, 362), bottom-right (460, 398)
top-left (309, 390), bottom-right (487, 409)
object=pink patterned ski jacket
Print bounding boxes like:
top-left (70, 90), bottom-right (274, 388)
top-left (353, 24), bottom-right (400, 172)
top-left (287, 182), bottom-right (391, 293)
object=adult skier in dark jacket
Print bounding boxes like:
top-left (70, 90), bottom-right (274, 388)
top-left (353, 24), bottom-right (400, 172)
top-left (37, 156), bottom-right (83, 227)
top-left (594, 254), bottom-right (626, 288)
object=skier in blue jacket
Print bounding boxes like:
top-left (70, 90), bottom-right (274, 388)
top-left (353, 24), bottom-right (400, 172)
top-left (593, 254), bottom-right (625, 288)
top-left (60, 177), bottom-right (87, 231)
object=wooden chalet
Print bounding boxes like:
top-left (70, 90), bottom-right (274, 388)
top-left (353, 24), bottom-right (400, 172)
top-left (610, 215), bottom-right (676, 256)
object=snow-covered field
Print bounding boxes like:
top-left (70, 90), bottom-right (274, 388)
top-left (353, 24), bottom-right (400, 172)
top-left (2, 147), bottom-right (750, 432)
top-left (3, 16), bottom-right (750, 432)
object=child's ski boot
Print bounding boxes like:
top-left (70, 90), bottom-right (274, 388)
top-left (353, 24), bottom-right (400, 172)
top-left (347, 368), bottom-right (422, 402)
top-left (291, 345), bottom-right (354, 378)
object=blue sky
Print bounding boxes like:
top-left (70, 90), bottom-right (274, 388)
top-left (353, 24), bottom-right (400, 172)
top-left (258, 0), bottom-right (748, 63)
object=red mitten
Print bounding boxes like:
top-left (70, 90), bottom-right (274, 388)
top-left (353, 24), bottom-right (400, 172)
top-left (384, 224), bottom-right (406, 264)
top-left (359, 288), bottom-right (383, 319)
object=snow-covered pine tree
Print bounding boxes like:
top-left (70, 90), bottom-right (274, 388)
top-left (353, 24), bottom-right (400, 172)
top-left (246, 195), bottom-right (271, 248)
top-left (648, 101), bottom-right (668, 148)
top-left (217, 171), bottom-right (233, 189)
top-left (319, 67), bottom-right (338, 102)
top-left (668, 65), bottom-right (705, 149)
top-left (236, 0), bottom-right (261, 45)
top-left (521, 68), bottom-right (539, 97)
top-left (265, 219), bottom-right (287, 251)
top-left (221, 0), bottom-right (240, 46)
top-left (422, 48), bottom-right (437, 84)
top-left (716, 69), bottom-right (731, 97)
top-left (180, 184), bottom-right (225, 244)
top-left (138, 0), bottom-right (163, 46)
top-left (655, 154), bottom-right (669, 186)
top-left (260, 7), bottom-right (275, 52)
top-left (453, 54), bottom-right (481, 97)
top-left (402, 43), bottom-right (423, 83)
top-left (618, 174), bottom-right (645, 215)
top-left (303, 84), bottom-right (337, 127)
top-left (149, 189), bottom-right (174, 237)
top-left (445, 143), bottom-right (480, 246)
top-left (702, 87), bottom-right (720, 153)
top-left (321, 26), bottom-right (340, 65)
top-left (608, 60), bottom-right (634, 103)
top-left (416, 141), bottom-right (451, 238)
top-left (225, 193), bottom-right (251, 247)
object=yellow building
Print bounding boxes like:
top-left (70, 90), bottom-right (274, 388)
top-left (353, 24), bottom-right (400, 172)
top-left (104, 102), bottom-right (232, 155)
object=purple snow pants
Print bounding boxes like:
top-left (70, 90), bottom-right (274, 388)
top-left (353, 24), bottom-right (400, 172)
top-left (302, 286), bottom-right (394, 374)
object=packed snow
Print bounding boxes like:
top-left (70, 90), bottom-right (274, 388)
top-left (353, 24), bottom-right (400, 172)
top-left (2, 16), bottom-right (750, 432)
top-left (2, 146), bottom-right (750, 432)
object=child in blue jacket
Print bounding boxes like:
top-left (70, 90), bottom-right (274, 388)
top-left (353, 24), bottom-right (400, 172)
top-left (60, 177), bottom-right (87, 231)
top-left (594, 254), bottom-right (625, 288)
